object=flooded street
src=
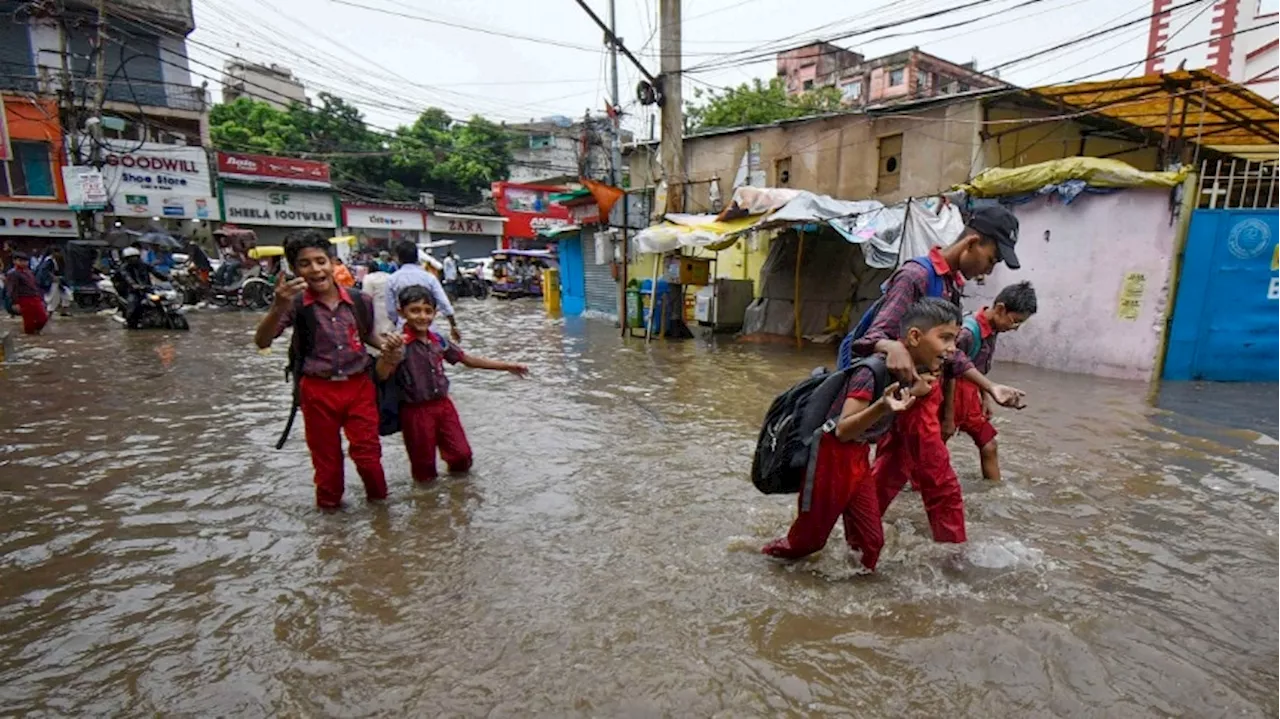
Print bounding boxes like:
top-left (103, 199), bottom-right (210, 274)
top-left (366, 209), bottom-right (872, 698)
top-left (1, 301), bottom-right (1276, 717)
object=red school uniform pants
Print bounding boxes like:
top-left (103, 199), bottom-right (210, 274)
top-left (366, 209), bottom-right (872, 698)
top-left (299, 374), bottom-right (388, 508)
top-left (400, 397), bottom-right (473, 483)
top-left (15, 295), bottom-right (48, 335)
top-left (762, 434), bottom-right (884, 571)
top-left (952, 377), bottom-right (998, 448)
top-left (871, 380), bottom-right (967, 543)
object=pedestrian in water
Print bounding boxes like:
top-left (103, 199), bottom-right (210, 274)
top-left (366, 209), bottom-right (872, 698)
top-left (763, 298), bottom-right (961, 570)
top-left (848, 206), bottom-right (1026, 551)
top-left (5, 251), bottom-right (48, 334)
top-left (377, 285), bottom-right (527, 484)
top-left (254, 230), bottom-right (390, 510)
top-left (940, 281), bottom-right (1037, 482)
top-left (385, 240), bottom-right (461, 342)
top-left (332, 254), bottom-right (356, 288)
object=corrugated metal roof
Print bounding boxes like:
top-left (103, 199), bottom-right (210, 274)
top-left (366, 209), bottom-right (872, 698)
top-left (1031, 69), bottom-right (1279, 146)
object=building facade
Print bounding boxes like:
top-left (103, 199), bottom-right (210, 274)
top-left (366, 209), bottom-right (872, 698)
top-left (775, 42), bottom-right (1004, 106)
top-left (222, 59), bottom-right (307, 110)
top-left (506, 115), bottom-right (631, 184)
top-left (0, 95), bottom-right (78, 252)
top-left (491, 180), bottom-right (573, 248)
top-left (216, 151), bottom-right (337, 245)
top-left (1147, 0), bottom-right (1279, 100)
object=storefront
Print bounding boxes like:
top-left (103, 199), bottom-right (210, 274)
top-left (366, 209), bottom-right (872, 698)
top-left (341, 203), bottom-right (425, 251)
top-left (216, 152), bottom-right (337, 245)
top-left (551, 197), bottom-right (617, 318)
top-left (424, 212), bottom-right (505, 260)
top-left (0, 204), bottom-right (79, 253)
top-left (491, 180), bottom-right (572, 249)
top-left (91, 140), bottom-right (216, 233)
top-left (220, 185), bottom-right (340, 245)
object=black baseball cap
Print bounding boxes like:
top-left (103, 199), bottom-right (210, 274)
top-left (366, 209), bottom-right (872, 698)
top-left (968, 205), bottom-right (1020, 270)
top-left (12, 251), bottom-right (29, 260)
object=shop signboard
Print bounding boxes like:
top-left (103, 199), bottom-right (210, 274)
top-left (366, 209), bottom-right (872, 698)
top-left (61, 167), bottom-right (108, 210)
top-left (216, 151), bottom-right (331, 187)
top-left (343, 204), bottom-right (426, 231)
top-left (85, 140), bottom-right (216, 219)
top-left (0, 206), bottom-right (79, 237)
top-left (425, 213), bottom-right (504, 236)
top-left (222, 186), bottom-right (338, 228)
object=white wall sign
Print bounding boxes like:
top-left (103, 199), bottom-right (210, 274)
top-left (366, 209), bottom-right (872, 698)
top-left (222, 186), bottom-right (337, 228)
top-left (426, 213), bottom-right (504, 236)
top-left (89, 140), bottom-right (216, 219)
top-left (0, 207), bottom-right (79, 237)
top-left (61, 167), bottom-right (108, 209)
top-left (344, 206), bottom-right (425, 231)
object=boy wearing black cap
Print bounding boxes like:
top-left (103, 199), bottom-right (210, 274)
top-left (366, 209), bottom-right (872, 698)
top-left (5, 252), bottom-right (48, 335)
top-left (846, 205), bottom-right (1026, 551)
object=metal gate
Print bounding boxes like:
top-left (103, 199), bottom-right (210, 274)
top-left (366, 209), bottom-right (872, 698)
top-left (1164, 209), bottom-right (1278, 381)
top-left (583, 230), bottom-right (616, 317)
top-left (558, 236), bottom-right (587, 316)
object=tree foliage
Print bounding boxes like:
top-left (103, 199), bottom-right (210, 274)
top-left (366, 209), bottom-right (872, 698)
top-left (209, 93), bottom-right (515, 203)
top-left (684, 77), bottom-right (845, 132)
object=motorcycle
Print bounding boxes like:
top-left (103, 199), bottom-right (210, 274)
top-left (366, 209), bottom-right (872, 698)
top-left (455, 271), bottom-right (490, 300)
top-left (123, 284), bottom-right (189, 330)
top-left (72, 274), bottom-right (123, 312)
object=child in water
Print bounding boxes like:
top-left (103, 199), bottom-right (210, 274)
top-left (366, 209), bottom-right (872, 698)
top-left (378, 285), bottom-right (528, 484)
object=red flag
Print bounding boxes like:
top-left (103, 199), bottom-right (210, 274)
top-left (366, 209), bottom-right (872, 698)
top-left (581, 177), bottom-right (625, 223)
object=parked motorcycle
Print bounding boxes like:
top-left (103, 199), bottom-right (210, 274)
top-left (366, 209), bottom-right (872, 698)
top-left (455, 272), bottom-right (490, 300)
top-left (72, 275), bottom-right (123, 312)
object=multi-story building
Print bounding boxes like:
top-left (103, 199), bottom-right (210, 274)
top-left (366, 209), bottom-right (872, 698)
top-left (506, 115), bottom-right (633, 185)
top-left (222, 59), bottom-right (308, 110)
top-left (0, 0), bottom-right (214, 236)
top-left (775, 42), bottom-right (1005, 106)
top-left (1146, 0), bottom-right (1278, 100)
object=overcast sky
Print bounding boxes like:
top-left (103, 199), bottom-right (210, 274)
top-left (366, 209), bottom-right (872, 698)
top-left (186, 0), bottom-right (1232, 136)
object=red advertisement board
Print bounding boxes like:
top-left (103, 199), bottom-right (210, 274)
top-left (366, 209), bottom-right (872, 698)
top-left (216, 151), bottom-right (331, 187)
top-left (491, 181), bottom-right (573, 242)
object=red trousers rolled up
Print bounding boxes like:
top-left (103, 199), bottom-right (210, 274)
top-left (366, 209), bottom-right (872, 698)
top-left (16, 296), bottom-right (47, 335)
top-left (762, 434), bottom-right (883, 571)
top-left (953, 377), bottom-right (998, 448)
top-left (300, 374), bottom-right (388, 508)
top-left (872, 380), bottom-right (967, 543)
top-left (400, 397), bottom-right (473, 483)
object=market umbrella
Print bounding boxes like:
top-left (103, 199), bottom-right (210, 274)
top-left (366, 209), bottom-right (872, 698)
top-left (138, 231), bottom-right (181, 250)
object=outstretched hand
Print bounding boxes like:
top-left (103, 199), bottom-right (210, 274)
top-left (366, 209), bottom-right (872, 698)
top-left (506, 363), bottom-right (530, 379)
top-left (989, 383), bottom-right (1027, 409)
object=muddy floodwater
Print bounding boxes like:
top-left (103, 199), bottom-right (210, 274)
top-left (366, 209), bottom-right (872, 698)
top-left (1, 301), bottom-right (1276, 717)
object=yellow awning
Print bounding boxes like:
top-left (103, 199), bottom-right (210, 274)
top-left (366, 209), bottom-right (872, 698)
top-left (1031, 70), bottom-right (1279, 147)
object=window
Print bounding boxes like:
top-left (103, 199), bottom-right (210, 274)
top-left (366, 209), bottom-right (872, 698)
top-left (888, 67), bottom-right (905, 86)
top-left (528, 134), bottom-right (554, 150)
top-left (802, 79), bottom-right (814, 91)
top-left (775, 156), bottom-right (792, 186)
top-left (877, 134), bottom-right (902, 195)
top-left (958, 82), bottom-right (971, 92)
top-left (841, 81), bottom-right (862, 101)
top-left (0, 141), bottom-right (56, 198)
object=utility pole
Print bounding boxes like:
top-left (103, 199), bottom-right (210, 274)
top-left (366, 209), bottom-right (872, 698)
top-left (88, 0), bottom-right (109, 235)
top-left (607, 0), bottom-right (622, 187)
top-left (658, 0), bottom-right (683, 214)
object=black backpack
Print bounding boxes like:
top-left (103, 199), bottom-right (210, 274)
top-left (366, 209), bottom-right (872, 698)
top-left (275, 292), bottom-right (375, 449)
top-left (751, 355), bottom-right (889, 511)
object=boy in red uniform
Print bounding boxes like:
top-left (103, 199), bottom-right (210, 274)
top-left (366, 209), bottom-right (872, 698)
top-left (377, 286), bottom-right (527, 484)
top-left (254, 230), bottom-right (389, 509)
top-left (850, 206), bottom-right (1027, 548)
top-left (763, 298), bottom-right (964, 571)
top-left (941, 281), bottom-right (1037, 482)
top-left (5, 252), bottom-right (48, 335)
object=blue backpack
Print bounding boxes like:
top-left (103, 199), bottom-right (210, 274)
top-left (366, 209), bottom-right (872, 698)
top-left (961, 314), bottom-right (984, 360)
top-left (836, 256), bottom-right (945, 370)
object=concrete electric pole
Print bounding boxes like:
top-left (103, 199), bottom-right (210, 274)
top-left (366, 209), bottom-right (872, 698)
top-left (658, 0), bottom-right (683, 214)
top-left (607, 0), bottom-right (622, 187)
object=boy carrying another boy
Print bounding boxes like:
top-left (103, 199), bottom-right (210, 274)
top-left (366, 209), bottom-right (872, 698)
top-left (255, 230), bottom-right (389, 509)
top-left (941, 281), bottom-right (1037, 482)
top-left (763, 298), bottom-right (964, 571)
top-left (377, 286), bottom-right (528, 485)
top-left (849, 206), bottom-right (1027, 549)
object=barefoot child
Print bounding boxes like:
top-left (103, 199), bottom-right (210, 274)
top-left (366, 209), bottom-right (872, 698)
top-left (763, 298), bottom-right (963, 571)
top-left (377, 286), bottom-right (528, 484)
top-left (254, 230), bottom-right (389, 509)
top-left (941, 281), bottom-right (1037, 482)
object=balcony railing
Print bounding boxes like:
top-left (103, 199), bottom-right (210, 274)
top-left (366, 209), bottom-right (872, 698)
top-left (0, 70), bottom-right (207, 113)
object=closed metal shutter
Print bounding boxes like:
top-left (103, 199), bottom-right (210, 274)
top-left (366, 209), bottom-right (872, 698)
top-left (583, 231), bottom-right (616, 317)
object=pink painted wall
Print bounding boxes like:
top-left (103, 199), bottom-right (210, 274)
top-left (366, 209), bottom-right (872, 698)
top-left (961, 190), bottom-right (1178, 381)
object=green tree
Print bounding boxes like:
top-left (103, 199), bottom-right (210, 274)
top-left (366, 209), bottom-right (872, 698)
top-left (208, 94), bottom-right (515, 202)
top-left (685, 77), bottom-right (845, 132)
